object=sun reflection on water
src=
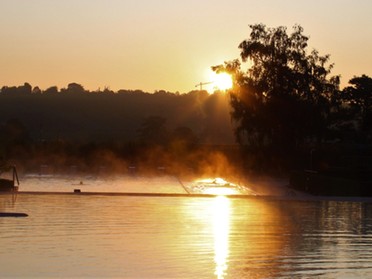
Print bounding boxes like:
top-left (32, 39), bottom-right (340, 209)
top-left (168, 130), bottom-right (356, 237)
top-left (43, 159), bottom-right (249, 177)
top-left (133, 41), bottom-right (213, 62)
top-left (212, 196), bottom-right (231, 279)
top-left (189, 177), bottom-right (255, 196)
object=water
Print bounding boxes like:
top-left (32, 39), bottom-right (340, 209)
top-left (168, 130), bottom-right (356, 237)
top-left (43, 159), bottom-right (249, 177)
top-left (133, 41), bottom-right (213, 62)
top-left (1, 176), bottom-right (372, 278)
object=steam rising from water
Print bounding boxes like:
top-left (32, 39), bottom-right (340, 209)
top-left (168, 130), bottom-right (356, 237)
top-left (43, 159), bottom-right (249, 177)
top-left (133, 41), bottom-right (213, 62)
top-left (14, 146), bottom-right (289, 196)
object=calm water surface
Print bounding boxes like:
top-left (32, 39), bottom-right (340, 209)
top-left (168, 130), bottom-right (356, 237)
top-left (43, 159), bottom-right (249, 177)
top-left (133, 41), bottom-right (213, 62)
top-left (1, 176), bottom-right (372, 278)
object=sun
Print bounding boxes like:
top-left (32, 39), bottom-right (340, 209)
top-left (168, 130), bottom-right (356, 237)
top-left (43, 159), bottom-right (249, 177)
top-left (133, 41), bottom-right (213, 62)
top-left (209, 72), bottom-right (233, 91)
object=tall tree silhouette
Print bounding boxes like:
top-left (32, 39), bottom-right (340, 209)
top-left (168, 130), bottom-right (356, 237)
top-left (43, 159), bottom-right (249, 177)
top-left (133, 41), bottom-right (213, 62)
top-left (213, 24), bottom-right (340, 154)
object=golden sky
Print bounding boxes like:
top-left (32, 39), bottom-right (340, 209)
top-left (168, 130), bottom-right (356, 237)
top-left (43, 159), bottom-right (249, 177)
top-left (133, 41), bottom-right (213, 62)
top-left (0, 0), bottom-right (371, 93)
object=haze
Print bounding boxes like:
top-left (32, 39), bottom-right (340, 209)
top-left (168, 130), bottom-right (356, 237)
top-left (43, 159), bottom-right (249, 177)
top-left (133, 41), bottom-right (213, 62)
top-left (0, 0), bottom-right (371, 92)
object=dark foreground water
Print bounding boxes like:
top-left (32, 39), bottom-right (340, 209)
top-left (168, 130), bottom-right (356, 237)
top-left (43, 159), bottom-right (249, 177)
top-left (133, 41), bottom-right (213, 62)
top-left (1, 176), bottom-right (372, 278)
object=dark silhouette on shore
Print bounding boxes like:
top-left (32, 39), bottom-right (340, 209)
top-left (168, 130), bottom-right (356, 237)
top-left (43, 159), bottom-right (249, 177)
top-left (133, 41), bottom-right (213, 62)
top-left (213, 24), bottom-right (371, 194)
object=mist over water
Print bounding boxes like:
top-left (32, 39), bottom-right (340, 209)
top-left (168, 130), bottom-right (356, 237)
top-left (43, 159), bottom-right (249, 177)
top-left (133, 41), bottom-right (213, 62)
top-left (19, 173), bottom-right (258, 196)
top-left (14, 145), bottom-right (262, 195)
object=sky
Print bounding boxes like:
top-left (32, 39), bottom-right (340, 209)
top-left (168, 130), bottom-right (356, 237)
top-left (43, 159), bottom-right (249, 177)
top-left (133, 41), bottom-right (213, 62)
top-left (0, 0), bottom-right (371, 93)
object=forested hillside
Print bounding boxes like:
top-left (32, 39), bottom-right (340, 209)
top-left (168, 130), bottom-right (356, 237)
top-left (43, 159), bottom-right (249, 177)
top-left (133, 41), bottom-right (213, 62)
top-left (0, 88), bottom-right (234, 144)
top-left (0, 87), bottom-right (238, 175)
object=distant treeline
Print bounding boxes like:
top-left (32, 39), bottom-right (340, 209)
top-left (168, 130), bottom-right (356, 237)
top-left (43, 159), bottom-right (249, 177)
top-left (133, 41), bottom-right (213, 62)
top-left (0, 83), bottom-right (234, 143)
top-left (0, 83), bottom-right (240, 175)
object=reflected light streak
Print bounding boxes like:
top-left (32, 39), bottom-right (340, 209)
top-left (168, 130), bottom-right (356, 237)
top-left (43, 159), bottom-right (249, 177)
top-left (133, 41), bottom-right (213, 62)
top-left (212, 196), bottom-right (231, 279)
top-left (203, 187), bottom-right (240, 195)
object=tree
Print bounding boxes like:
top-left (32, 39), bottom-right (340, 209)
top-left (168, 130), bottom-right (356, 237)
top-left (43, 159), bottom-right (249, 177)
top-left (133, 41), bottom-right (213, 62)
top-left (32, 86), bottom-right (42, 95)
top-left (62, 83), bottom-right (85, 94)
top-left (18, 82), bottom-right (32, 94)
top-left (343, 75), bottom-right (372, 136)
top-left (213, 24), bottom-right (340, 154)
top-left (44, 86), bottom-right (59, 95)
top-left (1, 83), bottom-right (32, 95)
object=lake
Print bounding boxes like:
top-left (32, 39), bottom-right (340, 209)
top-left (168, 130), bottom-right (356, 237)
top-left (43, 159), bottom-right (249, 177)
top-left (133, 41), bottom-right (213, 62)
top-left (1, 175), bottom-right (372, 278)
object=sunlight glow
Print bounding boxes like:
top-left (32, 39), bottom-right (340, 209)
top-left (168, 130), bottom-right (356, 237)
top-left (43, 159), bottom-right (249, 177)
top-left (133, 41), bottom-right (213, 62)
top-left (213, 196), bottom-right (231, 279)
top-left (209, 72), bottom-right (233, 91)
top-left (195, 178), bottom-right (241, 195)
top-left (203, 187), bottom-right (239, 195)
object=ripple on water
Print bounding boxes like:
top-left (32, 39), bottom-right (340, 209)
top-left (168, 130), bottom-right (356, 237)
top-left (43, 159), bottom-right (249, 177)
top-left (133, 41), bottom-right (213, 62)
top-left (1, 180), bottom-right (372, 278)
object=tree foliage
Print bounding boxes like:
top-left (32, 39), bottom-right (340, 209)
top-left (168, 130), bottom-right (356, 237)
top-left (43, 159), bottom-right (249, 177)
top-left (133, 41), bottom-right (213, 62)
top-left (343, 75), bottom-right (372, 134)
top-left (214, 24), bottom-right (340, 152)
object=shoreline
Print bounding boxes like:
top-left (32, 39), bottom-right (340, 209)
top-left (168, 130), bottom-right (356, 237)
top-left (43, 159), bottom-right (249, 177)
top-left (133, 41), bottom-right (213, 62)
top-left (4, 190), bottom-right (372, 203)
